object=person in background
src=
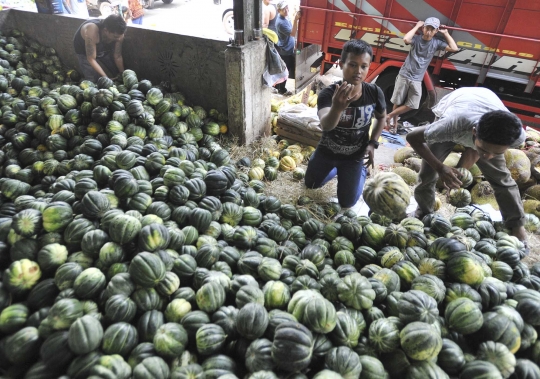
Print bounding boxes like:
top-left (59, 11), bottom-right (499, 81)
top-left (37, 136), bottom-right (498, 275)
top-left (73, 14), bottom-right (126, 81)
top-left (127, 0), bottom-right (144, 25)
top-left (65, 0), bottom-right (89, 17)
top-left (262, 0), bottom-right (277, 33)
top-left (386, 17), bottom-right (458, 132)
top-left (305, 40), bottom-right (386, 209)
top-left (406, 87), bottom-right (529, 254)
top-left (275, 0), bottom-right (300, 96)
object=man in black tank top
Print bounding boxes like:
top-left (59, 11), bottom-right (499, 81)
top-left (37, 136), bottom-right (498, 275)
top-left (73, 15), bottom-right (127, 82)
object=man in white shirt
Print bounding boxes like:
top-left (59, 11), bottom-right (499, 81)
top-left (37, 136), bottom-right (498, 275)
top-left (406, 87), bottom-right (528, 252)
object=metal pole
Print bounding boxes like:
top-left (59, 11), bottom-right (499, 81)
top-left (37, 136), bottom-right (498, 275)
top-left (233, 0), bottom-right (245, 45)
top-left (253, 0), bottom-right (262, 39)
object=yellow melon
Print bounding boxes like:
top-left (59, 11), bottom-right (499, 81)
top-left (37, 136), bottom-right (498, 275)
top-left (248, 167), bottom-right (264, 181)
top-left (279, 156), bottom-right (296, 171)
top-left (392, 167), bottom-right (418, 185)
top-left (525, 185), bottom-right (540, 201)
top-left (404, 157), bottom-right (422, 173)
top-left (363, 172), bottom-right (411, 220)
top-left (393, 147), bottom-right (417, 164)
top-left (470, 181), bottom-right (499, 210)
top-left (291, 152), bottom-right (304, 165)
top-left (504, 149), bottom-right (531, 185)
top-left (524, 199), bottom-right (540, 218)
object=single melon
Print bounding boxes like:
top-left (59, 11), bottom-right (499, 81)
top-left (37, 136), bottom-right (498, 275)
top-left (456, 168), bottom-right (474, 188)
top-left (523, 199), bottom-right (540, 218)
top-left (394, 147), bottom-right (417, 164)
top-left (392, 167), bottom-right (418, 185)
top-left (448, 188), bottom-right (472, 207)
top-left (518, 177), bottom-right (537, 192)
top-left (524, 213), bottom-right (540, 233)
top-left (470, 181), bottom-right (499, 210)
top-left (529, 155), bottom-right (540, 181)
top-left (525, 150), bottom-right (538, 164)
top-left (469, 163), bottom-right (483, 182)
top-left (526, 129), bottom-right (540, 143)
top-left (363, 172), bottom-right (411, 221)
top-left (504, 148), bottom-right (531, 185)
top-left (444, 153), bottom-right (461, 168)
top-left (404, 157), bottom-right (422, 173)
top-left (525, 185), bottom-right (540, 201)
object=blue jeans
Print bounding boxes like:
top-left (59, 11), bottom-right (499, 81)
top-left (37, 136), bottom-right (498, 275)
top-left (132, 17), bottom-right (143, 25)
top-left (305, 149), bottom-right (367, 208)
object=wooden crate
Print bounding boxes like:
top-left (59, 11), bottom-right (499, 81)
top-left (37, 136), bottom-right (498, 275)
top-left (275, 121), bottom-right (321, 147)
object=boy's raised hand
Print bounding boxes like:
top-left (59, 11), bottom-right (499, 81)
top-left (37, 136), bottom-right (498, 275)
top-left (415, 20), bottom-right (424, 28)
top-left (332, 81), bottom-right (355, 110)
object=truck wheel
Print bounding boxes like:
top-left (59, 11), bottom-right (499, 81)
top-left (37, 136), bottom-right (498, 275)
top-left (222, 11), bottom-right (234, 35)
top-left (99, 1), bottom-right (114, 17)
top-left (374, 69), bottom-right (427, 122)
top-left (162, 0), bottom-right (173, 3)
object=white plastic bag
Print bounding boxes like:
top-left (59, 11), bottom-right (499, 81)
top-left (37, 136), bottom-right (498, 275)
top-left (263, 67), bottom-right (289, 87)
top-left (278, 103), bottom-right (321, 132)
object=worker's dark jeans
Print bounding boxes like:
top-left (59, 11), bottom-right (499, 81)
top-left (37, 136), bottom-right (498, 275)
top-left (275, 53), bottom-right (295, 94)
top-left (77, 53), bottom-right (119, 82)
top-left (305, 149), bottom-right (367, 208)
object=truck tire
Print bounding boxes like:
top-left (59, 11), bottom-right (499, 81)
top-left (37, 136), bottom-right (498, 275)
top-left (222, 11), bottom-right (234, 35)
top-left (162, 0), bottom-right (173, 3)
top-left (99, 1), bottom-right (114, 17)
top-left (374, 69), bottom-right (427, 122)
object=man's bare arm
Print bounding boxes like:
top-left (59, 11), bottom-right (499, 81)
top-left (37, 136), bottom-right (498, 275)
top-left (83, 25), bottom-right (108, 78)
top-left (114, 39), bottom-right (125, 75)
top-left (262, 4), bottom-right (270, 28)
top-left (457, 147), bottom-right (479, 169)
top-left (440, 28), bottom-right (459, 52)
top-left (403, 21), bottom-right (423, 44)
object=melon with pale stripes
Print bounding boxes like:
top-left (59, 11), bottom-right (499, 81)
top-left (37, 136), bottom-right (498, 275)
top-left (363, 172), bottom-right (411, 220)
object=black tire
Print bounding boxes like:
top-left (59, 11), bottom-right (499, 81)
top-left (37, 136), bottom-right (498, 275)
top-left (98, 1), bottom-right (114, 17)
top-left (374, 69), bottom-right (427, 122)
top-left (222, 11), bottom-right (234, 35)
top-left (162, 0), bottom-right (173, 4)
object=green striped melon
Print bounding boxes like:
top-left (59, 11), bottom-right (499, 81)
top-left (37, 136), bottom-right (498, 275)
top-left (363, 172), bottom-right (411, 220)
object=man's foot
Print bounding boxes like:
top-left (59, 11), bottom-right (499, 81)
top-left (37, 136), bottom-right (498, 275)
top-left (279, 90), bottom-right (293, 96)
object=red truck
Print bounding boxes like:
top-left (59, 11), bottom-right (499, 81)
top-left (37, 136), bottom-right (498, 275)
top-left (297, 0), bottom-right (540, 126)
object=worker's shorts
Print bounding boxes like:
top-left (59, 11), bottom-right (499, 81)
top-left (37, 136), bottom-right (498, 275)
top-left (77, 53), bottom-right (119, 82)
top-left (390, 74), bottom-right (422, 109)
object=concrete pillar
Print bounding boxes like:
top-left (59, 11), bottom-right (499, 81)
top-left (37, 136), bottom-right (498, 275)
top-left (225, 39), bottom-right (272, 144)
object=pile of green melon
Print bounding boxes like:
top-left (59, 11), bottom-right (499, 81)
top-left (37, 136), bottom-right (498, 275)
top-left (0, 28), bottom-right (539, 379)
top-left (392, 146), bottom-right (540, 233)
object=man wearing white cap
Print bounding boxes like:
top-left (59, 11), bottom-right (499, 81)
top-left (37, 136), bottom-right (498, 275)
top-left (274, 0), bottom-right (300, 95)
top-left (386, 17), bottom-right (458, 132)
